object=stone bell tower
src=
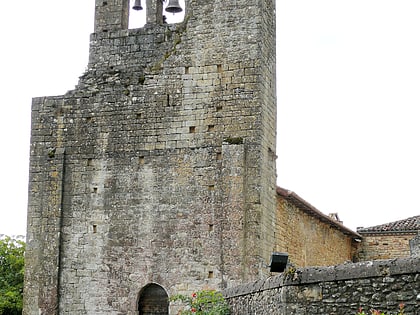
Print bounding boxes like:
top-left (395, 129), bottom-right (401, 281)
top-left (24, 0), bottom-right (277, 314)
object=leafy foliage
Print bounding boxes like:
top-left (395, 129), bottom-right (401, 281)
top-left (0, 236), bottom-right (25, 315)
top-left (357, 304), bottom-right (405, 315)
top-left (171, 290), bottom-right (230, 315)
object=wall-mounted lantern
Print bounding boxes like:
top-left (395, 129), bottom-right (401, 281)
top-left (269, 252), bottom-right (288, 272)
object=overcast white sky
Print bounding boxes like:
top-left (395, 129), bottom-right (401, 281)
top-left (0, 0), bottom-right (419, 236)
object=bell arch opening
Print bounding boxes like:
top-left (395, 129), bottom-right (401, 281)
top-left (163, 0), bottom-right (186, 24)
top-left (138, 283), bottom-right (169, 315)
top-left (129, 0), bottom-right (147, 29)
top-left (128, 0), bottom-right (185, 29)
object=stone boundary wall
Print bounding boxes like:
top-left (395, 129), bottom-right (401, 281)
top-left (223, 257), bottom-right (420, 315)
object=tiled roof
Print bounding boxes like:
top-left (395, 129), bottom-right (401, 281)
top-left (357, 215), bottom-right (420, 234)
top-left (276, 187), bottom-right (361, 239)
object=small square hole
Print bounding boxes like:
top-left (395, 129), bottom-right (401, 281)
top-left (208, 185), bottom-right (215, 190)
top-left (217, 64), bottom-right (222, 73)
top-left (136, 113), bottom-right (142, 119)
top-left (216, 152), bottom-right (222, 160)
top-left (185, 67), bottom-right (189, 74)
top-left (87, 158), bottom-right (93, 166)
top-left (208, 271), bottom-right (214, 278)
top-left (139, 156), bottom-right (145, 164)
top-left (93, 187), bottom-right (98, 193)
top-left (93, 225), bottom-right (97, 233)
top-left (189, 126), bottom-right (196, 133)
top-left (216, 106), bottom-right (223, 112)
top-left (208, 125), bottom-right (215, 132)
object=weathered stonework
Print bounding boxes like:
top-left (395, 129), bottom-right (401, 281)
top-left (24, 0), bottom-right (277, 314)
top-left (275, 188), bottom-right (361, 267)
top-left (410, 233), bottom-right (420, 257)
top-left (357, 233), bottom-right (416, 261)
top-left (356, 216), bottom-right (420, 261)
top-left (224, 257), bottom-right (420, 315)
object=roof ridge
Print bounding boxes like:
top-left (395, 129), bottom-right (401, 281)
top-left (357, 215), bottom-right (420, 233)
top-left (276, 186), bottom-right (361, 239)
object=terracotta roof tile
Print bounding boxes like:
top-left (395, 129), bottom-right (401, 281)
top-left (357, 215), bottom-right (420, 234)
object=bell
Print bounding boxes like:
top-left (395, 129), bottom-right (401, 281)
top-left (165, 0), bottom-right (183, 13)
top-left (132, 0), bottom-right (143, 10)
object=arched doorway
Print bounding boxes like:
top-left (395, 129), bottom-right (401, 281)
top-left (138, 283), bottom-right (169, 315)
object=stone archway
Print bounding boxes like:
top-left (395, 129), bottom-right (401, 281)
top-left (138, 283), bottom-right (169, 315)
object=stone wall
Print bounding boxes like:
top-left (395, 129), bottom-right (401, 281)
top-left (24, 0), bottom-right (277, 314)
top-left (275, 190), bottom-right (360, 267)
top-left (224, 257), bottom-right (420, 315)
top-left (410, 233), bottom-right (420, 257)
top-left (358, 233), bottom-right (416, 261)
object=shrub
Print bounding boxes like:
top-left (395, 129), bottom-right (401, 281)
top-left (171, 290), bottom-right (230, 315)
top-left (357, 303), bottom-right (405, 315)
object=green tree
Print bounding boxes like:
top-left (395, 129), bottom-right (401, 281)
top-left (0, 236), bottom-right (25, 315)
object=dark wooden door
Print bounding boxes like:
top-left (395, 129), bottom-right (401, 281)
top-left (138, 284), bottom-right (169, 315)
